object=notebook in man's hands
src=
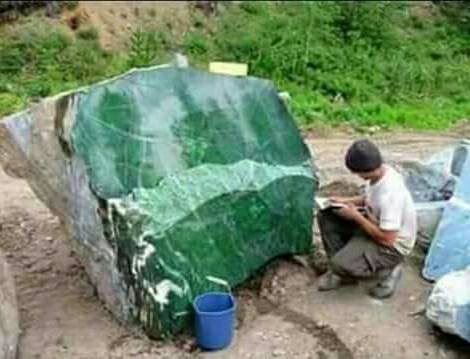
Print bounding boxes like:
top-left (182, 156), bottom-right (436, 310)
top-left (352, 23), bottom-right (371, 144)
top-left (315, 197), bottom-right (367, 214)
top-left (315, 197), bottom-right (347, 210)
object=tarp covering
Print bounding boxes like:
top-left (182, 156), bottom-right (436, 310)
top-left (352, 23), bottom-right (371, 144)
top-left (427, 267), bottom-right (470, 343)
top-left (423, 145), bottom-right (470, 281)
top-left (396, 141), bottom-right (470, 252)
top-left (399, 161), bottom-right (454, 203)
top-left (69, 66), bottom-right (317, 337)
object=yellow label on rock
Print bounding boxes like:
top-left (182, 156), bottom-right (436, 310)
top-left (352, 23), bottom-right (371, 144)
top-left (209, 62), bottom-right (248, 76)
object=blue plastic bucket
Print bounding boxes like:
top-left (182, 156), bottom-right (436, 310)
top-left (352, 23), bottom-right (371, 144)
top-left (193, 292), bottom-right (236, 350)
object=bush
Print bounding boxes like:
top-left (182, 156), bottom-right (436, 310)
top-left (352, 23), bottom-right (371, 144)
top-left (0, 93), bottom-right (22, 115)
top-left (182, 1), bottom-right (470, 129)
top-left (127, 30), bottom-right (167, 68)
top-left (436, 1), bottom-right (470, 32)
top-left (76, 27), bottom-right (99, 41)
top-left (1, 2), bottom-right (469, 131)
top-left (0, 22), bottom-right (124, 116)
top-left (182, 32), bottom-right (208, 57)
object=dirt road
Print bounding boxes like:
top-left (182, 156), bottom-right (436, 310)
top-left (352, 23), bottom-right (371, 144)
top-left (1, 131), bottom-right (469, 358)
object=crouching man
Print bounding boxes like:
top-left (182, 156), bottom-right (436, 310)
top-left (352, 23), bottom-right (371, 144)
top-left (318, 139), bottom-right (417, 299)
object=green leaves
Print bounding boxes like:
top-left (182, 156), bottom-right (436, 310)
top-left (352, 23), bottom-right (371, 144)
top-left (0, 2), bottom-right (469, 130)
top-left (0, 23), bottom-right (123, 117)
top-left (127, 30), bottom-right (164, 68)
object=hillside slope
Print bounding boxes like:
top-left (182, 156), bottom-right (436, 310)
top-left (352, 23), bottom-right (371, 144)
top-left (0, 1), bottom-right (469, 130)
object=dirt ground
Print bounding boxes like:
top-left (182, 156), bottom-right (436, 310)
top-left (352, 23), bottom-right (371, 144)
top-left (1, 131), bottom-right (470, 358)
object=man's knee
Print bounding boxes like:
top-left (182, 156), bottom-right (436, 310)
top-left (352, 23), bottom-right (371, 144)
top-left (330, 256), bottom-right (352, 277)
top-left (331, 254), bottom-right (370, 278)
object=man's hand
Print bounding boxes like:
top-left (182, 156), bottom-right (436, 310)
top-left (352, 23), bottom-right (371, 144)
top-left (335, 204), bottom-right (363, 222)
top-left (336, 205), bottom-right (397, 247)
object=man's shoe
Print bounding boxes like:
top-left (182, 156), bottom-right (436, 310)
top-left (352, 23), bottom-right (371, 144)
top-left (318, 271), bottom-right (357, 291)
top-left (369, 265), bottom-right (403, 299)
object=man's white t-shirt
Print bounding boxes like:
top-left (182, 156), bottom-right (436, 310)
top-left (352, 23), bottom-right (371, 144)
top-left (365, 165), bottom-right (417, 256)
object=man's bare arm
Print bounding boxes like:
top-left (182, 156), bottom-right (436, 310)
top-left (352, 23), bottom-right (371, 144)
top-left (354, 213), bottom-right (397, 247)
top-left (336, 205), bottom-right (396, 247)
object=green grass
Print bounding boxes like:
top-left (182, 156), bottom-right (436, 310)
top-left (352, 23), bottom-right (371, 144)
top-left (194, 1), bottom-right (470, 130)
top-left (0, 20), bottom-right (128, 112)
top-left (0, 1), bottom-right (469, 131)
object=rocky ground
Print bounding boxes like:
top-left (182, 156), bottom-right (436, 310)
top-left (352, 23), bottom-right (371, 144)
top-left (1, 130), bottom-right (470, 358)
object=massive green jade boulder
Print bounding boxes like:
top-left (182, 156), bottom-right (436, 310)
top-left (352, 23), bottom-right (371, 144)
top-left (0, 65), bottom-right (318, 338)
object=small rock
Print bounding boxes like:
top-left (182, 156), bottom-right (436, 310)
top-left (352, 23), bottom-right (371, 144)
top-left (367, 125), bottom-right (381, 134)
top-left (273, 349), bottom-right (286, 357)
top-left (181, 338), bottom-right (195, 352)
top-left (370, 298), bottom-right (384, 306)
top-left (173, 53), bottom-right (189, 68)
top-left (408, 305), bottom-right (426, 317)
top-left (278, 92), bottom-right (291, 103)
top-left (291, 255), bottom-right (309, 268)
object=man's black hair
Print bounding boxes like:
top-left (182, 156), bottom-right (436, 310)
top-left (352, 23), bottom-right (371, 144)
top-left (345, 139), bottom-right (383, 173)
